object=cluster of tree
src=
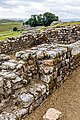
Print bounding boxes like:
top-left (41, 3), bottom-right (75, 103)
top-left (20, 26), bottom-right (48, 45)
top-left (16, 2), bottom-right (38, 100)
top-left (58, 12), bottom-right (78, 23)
top-left (25, 12), bottom-right (59, 27)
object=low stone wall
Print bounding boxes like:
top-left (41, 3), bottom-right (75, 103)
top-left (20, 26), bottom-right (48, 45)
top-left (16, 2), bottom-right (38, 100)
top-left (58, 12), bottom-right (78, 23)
top-left (16, 43), bottom-right (73, 90)
top-left (0, 33), bottom-right (48, 54)
top-left (57, 40), bottom-right (80, 68)
top-left (0, 25), bottom-right (80, 54)
top-left (0, 40), bottom-right (80, 120)
top-left (47, 25), bottom-right (80, 44)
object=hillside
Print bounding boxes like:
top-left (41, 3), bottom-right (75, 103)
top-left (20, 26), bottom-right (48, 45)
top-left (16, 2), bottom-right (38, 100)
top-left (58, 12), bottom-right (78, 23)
top-left (0, 19), bottom-right (23, 24)
top-left (0, 19), bottom-right (23, 40)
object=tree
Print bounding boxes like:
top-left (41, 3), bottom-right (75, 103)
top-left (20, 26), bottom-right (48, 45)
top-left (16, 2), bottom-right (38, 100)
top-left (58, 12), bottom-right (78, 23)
top-left (43, 12), bottom-right (59, 26)
top-left (37, 14), bottom-right (43, 26)
top-left (13, 27), bottom-right (18, 31)
top-left (25, 12), bottom-right (59, 27)
top-left (31, 15), bottom-right (38, 27)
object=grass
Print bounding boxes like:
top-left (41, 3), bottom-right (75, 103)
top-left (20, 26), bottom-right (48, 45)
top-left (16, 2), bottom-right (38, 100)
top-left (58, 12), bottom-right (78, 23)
top-left (0, 21), bottom-right (23, 40)
top-left (0, 31), bottom-right (21, 40)
top-left (0, 22), bottom-right (22, 32)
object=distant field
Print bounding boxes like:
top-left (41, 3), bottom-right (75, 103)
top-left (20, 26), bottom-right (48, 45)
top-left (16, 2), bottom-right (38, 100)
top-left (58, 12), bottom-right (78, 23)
top-left (0, 21), bottom-right (22, 40)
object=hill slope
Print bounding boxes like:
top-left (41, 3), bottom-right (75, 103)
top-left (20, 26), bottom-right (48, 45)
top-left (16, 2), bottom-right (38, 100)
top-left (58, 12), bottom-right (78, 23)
top-left (0, 19), bottom-right (23, 24)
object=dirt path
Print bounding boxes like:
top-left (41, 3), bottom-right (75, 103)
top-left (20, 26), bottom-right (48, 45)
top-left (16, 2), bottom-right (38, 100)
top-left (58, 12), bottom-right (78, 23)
top-left (24, 66), bottom-right (80, 120)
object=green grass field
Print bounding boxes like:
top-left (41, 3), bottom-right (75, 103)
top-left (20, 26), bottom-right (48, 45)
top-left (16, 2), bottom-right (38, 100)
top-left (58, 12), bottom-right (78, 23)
top-left (0, 21), bottom-right (22, 40)
top-left (0, 31), bottom-right (21, 40)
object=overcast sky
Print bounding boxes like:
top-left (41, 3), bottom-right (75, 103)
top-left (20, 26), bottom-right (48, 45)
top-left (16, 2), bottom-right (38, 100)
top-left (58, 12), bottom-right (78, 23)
top-left (0, 0), bottom-right (80, 20)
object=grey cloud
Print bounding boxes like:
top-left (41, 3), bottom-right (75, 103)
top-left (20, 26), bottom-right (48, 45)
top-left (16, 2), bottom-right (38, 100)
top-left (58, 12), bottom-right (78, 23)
top-left (0, 0), bottom-right (45, 9)
top-left (0, 0), bottom-right (80, 19)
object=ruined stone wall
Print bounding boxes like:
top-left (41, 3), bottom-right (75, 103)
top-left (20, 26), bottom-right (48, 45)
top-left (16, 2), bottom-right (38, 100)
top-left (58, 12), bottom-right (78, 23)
top-left (0, 40), bottom-right (80, 120)
top-left (0, 25), bottom-right (80, 120)
top-left (47, 25), bottom-right (80, 44)
top-left (0, 25), bottom-right (80, 54)
top-left (0, 33), bottom-right (48, 54)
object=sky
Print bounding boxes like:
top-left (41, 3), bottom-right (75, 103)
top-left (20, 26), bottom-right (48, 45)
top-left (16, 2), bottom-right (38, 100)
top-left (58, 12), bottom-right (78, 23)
top-left (0, 0), bottom-right (80, 20)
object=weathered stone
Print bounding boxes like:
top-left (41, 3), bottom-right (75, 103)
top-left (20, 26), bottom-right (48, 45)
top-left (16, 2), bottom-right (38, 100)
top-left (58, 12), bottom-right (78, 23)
top-left (41, 74), bottom-right (52, 83)
top-left (43, 60), bottom-right (54, 66)
top-left (2, 61), bottom-right (17, 70)
top-left (0, 112), bottom-right (17, 120)
top-left (0, 77), bottom-right (4, 87)
top-left (19, 93), bottom-right (34, 107)
top-left (43, 108), bottom-right (61, 120)
top-left (15, 108), bottom-right (28, 118)
top-left (4, 72), bottom-right (16, 80)
top-left (0, 54), bottom-right (10, 61)
top-left (36, 50), bottom-right (44, 59)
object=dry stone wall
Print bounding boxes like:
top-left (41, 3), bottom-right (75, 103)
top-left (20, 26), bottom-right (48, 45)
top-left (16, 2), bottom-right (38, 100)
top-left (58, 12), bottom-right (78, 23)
top-left (0, 40), bottom-right (80, 120)
top-left (47, 25), bottom-right (80, 44)
top-left (0, 25), bottom-right (80, 54)
top-left (0, 33), bottom-right (48, 54)
top-left (0, 25), bottom-right (80, 120)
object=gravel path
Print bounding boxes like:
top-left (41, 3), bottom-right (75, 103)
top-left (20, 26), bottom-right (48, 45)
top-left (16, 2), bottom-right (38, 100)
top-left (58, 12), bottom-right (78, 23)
top-left (24, 66), bottom-right (80, 120)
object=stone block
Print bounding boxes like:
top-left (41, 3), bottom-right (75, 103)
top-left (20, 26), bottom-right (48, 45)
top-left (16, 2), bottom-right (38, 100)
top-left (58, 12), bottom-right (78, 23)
top-left (43, 108), bottom-right (61, 120)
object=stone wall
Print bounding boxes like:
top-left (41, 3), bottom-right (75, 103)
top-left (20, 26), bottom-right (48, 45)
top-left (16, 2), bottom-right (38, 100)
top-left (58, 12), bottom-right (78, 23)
top-left (0, 25), bottom-right (80, 120)
top-left (0, 40), bottom-right (80, 120)
top-left (0, 25), bottom-right (80, 54)
top-left (47, 25), bottom-right (80, 44)
top-left (0, 33), bottom-right (48, 54)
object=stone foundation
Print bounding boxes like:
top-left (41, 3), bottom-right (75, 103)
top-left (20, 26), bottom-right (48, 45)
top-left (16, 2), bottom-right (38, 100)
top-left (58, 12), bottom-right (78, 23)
top-left (0, 25), bottom-right (80, 120)
top-left (0, 39), bottom-right (80, 119)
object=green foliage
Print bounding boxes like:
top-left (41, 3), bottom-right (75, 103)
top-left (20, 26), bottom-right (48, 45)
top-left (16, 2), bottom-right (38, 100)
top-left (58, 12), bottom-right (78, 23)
top-left (43, 12), bottom-right (58, 26)
top-left (25, 12), bottom-right (59, 27)
top-left (13, 27), bottom-right (18, 31)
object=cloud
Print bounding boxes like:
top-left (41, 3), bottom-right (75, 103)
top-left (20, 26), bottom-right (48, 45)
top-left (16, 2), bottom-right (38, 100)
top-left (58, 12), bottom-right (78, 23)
top-left (0, 0), bottom-right (80, 20)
